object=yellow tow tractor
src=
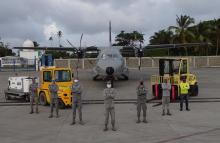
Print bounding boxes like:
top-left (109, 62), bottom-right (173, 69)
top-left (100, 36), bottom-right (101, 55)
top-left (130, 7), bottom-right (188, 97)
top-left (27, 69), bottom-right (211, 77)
top-left (151, 58), bottom-right (198, 100)
top-left (38, 67), bottom-right (74, 108)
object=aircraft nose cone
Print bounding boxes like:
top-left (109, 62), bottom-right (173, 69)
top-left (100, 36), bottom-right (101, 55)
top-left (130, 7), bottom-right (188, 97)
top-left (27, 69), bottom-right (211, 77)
top-left (106, 67), bottom-right (114, 75)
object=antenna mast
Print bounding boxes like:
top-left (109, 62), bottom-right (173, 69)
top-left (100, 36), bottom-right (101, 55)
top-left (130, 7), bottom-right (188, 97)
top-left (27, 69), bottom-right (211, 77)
top-left (109, 21), bottom-right (112, 47)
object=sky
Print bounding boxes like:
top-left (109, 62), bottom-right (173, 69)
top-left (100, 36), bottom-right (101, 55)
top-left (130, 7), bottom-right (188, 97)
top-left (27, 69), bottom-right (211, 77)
top-left (0, 0), bottom-right (219, 48)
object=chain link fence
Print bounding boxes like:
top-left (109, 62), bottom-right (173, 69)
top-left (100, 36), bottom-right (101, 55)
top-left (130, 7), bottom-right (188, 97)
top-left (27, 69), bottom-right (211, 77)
top-left (0, 58), bottom-right (37, 72)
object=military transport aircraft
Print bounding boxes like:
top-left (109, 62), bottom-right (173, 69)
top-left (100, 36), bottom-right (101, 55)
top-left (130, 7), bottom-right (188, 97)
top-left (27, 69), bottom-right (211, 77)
top-left (14, 22), bottom-right (210, 84)
top-left (14, 22), bottom-right (130, 83)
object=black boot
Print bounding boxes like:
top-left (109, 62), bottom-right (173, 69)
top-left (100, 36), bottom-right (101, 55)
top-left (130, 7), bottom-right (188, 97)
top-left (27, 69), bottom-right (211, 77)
top-left (48, 114), bottom-right (53, 118)
top-left (162, 110), bottom-right (165, 116)
top-left (167, 110), bottom-right (172, 116)
top-left (112, 123), bottom-right (116, 131)
top-left (136, 117), bottom-right (141, 123)
top-left (70, 121), bottom-right (76, 125)
top-left (143, 117), bottom-right (147, 123)
top-left (103, 124), bottom-right (108, 131)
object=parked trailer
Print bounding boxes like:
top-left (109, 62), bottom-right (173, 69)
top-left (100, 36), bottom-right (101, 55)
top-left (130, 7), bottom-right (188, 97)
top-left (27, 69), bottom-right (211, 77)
top-left (4, 76), bottom-right (37, 101)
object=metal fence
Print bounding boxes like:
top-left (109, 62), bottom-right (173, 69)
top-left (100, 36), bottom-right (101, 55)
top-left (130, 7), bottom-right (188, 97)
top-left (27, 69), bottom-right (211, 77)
top-left (1, 56), bottom-right (219, 72)
top-left (0, 59), bottom-right (37, 72)
top-left (54, 56), bottom-right (220, 69)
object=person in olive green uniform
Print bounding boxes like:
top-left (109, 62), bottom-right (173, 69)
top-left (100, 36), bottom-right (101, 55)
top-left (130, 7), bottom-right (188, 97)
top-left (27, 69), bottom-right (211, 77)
top-left (48, 80), bottom-right (59, 118)
top-left (103, 81), bottom-right (117, 131)
top-left (29, 78), bottom-right (39, 114)
top-left (179, 77), bottom-right (190, 111)
top-left (70, 79), bottom-right (84, 125)
top-left (136, 80), bottom-right (147, 123)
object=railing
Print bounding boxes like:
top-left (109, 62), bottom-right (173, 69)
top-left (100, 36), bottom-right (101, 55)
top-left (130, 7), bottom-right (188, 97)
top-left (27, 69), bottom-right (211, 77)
top-left (151, 75), bottom-right (181, 85)
top-left (0, 59), bottom-right (37, 72)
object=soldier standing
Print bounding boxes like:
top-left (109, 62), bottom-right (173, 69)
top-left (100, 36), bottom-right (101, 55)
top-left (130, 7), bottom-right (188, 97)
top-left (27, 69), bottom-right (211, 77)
top-left (161, 77), bottom-right (172, 116)
top-left (136, 80), bottom-right (147, 123)
top-left (103, 81), bottom-right (117, 131)
top-left (48, 80), bottom-right (59, 118)
top-left (70, 79), bottom-right (84, 125)
top-left (29, 78), bottom-right (39, 114)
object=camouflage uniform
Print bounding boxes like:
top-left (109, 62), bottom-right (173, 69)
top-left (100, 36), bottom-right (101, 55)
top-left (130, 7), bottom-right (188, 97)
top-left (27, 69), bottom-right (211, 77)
top-left (29, 83), bottom-right (39, 114)
top-left (70, 83), bottom-right (83, 125)
top-left (136, 84), bottom-right (147, 123)
top-left (103, 87), bottom-right (117, 131)
top-left (48, 83), bottom-right (59, 118)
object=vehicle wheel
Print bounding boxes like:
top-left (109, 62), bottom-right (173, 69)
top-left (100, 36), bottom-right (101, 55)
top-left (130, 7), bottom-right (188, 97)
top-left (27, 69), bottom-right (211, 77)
top-left (39, 92), bottom-right (47, 106)
top-left (58, 99), bottom-right (65, 109)
top-left (192, 85), bottom-right (198, 96)
top-left (5, 93), bottom-right (11, 100)
top-left (25, 94), bottom-right (30, 102)
top-left (111, 79), bottom-right (114, 88)
top-left (93, 75), bottom-right (99, 81)
top-left (122, 74), bottom-right (128, 80)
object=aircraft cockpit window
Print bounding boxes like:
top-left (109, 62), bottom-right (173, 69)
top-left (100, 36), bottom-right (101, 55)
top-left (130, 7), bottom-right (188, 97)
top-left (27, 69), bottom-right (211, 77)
top-left (112, 54), bottom-right (118, 58)
top-left (101, 54), bottom-right (106, 59)
top-left (173, 60), bottom-right (181, 74)
top-left (101, 54), bottom-right (118, 59)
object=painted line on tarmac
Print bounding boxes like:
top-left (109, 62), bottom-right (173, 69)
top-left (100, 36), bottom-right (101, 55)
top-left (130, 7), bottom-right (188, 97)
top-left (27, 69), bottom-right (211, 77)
top-left (154, 128), bottom-right (220, 143)
top-left (1, 99), bottom-right (220, 106)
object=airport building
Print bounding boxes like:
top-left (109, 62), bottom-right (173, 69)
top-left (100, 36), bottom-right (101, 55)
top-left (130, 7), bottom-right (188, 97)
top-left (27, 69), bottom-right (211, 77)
top-left (18, 39), bottom-right (42, 64)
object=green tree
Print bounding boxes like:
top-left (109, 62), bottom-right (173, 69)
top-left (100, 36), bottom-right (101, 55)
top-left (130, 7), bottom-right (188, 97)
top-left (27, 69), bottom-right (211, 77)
top-left (189, 22), bottom-right (212, 55)
top-left (0, 41), bottom-right (15, 57)
top-left (114, 31), bottom-right (144, 46)
top-left (45, 51), bottom-right (71, 59)
top-left (150, 30), bottom-right (174, 44)
top-left (212, 19), bottom-right (220, 55)
top-left (33, 41), bottom-right (40, 47)
top-left (169, 15), bottom-right (195, 55)
top-left (149, 29), bottom-right (175, 56)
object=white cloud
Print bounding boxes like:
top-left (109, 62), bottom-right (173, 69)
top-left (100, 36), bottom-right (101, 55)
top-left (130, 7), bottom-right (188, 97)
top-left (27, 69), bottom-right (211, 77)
top-left (0, 0), bottom-right (219, 47)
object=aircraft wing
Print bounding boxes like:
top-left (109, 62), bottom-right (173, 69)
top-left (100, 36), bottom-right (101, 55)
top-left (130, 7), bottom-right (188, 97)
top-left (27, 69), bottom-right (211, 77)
top-left (14, 46), bottom-right (78, 51)
top-left (14, 46), bottom-right (101, 58)
top-left (144, 42), bottom-right (211, 50)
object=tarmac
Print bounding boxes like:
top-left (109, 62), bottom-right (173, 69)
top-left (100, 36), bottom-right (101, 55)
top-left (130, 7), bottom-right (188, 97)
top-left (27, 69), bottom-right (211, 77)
top-left (0, 68), bottom-right (220, 143)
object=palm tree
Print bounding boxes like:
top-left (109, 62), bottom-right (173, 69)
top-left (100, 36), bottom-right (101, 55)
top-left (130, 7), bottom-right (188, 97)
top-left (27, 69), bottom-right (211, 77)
top-left (212, 19), bottom-right (220, 55)
top-left (190, 22), bottom-right (211, 55)
top-left (131, 31), bottom-right (144, 46)
top-left (169, 15), bottom-right (195, 55)
top-left (57, 30), bottom-right (62, 47)
top-left (149, 30), bottom-right (175, 55)
top-left (49, 36), bottom-right (53, 46)
top-left (150, 30), bottom-right (174, 44)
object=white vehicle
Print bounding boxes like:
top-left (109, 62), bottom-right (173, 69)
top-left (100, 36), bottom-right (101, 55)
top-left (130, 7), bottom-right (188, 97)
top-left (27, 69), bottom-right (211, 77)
top-left (4, 76), bottom-right (38, 101)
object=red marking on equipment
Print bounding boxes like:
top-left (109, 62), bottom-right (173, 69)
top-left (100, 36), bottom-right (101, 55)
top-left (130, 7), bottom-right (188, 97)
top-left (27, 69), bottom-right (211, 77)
top-left (172, 85), bottom-right (175, 100)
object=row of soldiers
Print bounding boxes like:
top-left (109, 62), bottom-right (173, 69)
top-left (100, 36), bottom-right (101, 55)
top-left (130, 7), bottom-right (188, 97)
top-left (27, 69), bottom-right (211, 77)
top-left (29, 76), bottom-right (190, 131)
top-left (29, 79), bottom-right (83, 122)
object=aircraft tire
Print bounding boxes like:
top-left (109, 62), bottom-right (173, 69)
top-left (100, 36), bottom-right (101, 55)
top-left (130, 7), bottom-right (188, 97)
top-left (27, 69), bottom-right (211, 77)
top-left (39, 92), bottom-right (47, 106)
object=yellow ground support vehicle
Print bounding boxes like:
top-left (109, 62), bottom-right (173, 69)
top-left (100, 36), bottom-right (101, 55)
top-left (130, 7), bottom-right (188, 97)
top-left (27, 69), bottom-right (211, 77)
top-left (151, 58), bottom-right (198, 100)
top-left (38, 67), bottom-right (74, 108)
